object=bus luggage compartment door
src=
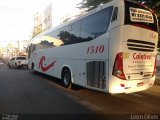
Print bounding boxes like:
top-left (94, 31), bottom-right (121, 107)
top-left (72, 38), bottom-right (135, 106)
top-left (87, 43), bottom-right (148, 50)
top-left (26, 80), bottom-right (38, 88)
top-left (87, 61), bottom-right (106, 89)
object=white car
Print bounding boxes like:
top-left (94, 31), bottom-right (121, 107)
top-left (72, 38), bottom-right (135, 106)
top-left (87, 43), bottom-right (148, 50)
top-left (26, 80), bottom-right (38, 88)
top-left (8, 56), bottom-right (28, 69)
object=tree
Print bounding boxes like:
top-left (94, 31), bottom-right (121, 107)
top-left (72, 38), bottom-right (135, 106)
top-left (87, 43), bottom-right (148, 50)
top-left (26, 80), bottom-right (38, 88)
top-left (138, 0), bottom-right (160, 8)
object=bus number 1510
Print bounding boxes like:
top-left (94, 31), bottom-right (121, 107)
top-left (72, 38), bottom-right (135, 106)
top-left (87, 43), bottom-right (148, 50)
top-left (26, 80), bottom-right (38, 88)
top-left (87, 45), bottom-right (104, 54)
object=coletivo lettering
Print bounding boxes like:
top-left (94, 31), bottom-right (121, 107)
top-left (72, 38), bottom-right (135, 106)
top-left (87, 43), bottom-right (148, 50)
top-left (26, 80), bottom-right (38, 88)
top-left (133, 53), bottom-right (151, 60)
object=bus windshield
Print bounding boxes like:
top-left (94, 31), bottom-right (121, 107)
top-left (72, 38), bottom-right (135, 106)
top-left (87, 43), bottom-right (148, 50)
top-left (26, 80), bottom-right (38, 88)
top-left (125, 0), bottom-right (158, 32)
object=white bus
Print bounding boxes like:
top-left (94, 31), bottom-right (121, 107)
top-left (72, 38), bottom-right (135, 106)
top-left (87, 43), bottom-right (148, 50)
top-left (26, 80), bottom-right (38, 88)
top-left (27, 0), bottom-right (159, 94)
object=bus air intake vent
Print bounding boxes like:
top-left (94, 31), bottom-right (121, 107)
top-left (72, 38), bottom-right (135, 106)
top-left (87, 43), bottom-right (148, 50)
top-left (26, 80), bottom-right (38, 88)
top-left (127, 39), bottom-right (155, 52)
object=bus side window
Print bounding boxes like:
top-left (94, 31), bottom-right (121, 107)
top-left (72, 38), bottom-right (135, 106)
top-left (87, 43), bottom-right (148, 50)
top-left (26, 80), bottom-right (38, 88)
top-left (81, 6), bottom-right (113, 42)
top-left (65, 21), bottom-right (81, 45)
top-left (111, 7), bottom-right (118, 22)
top-left (53, 28), bottom-right (66, 42)
top-left (47, 28), bottom-right (67, 46)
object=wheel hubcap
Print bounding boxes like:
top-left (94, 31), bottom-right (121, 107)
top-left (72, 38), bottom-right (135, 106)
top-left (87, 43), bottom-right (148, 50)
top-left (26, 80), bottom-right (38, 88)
top-left (64, 73), bottom-right (70, 85)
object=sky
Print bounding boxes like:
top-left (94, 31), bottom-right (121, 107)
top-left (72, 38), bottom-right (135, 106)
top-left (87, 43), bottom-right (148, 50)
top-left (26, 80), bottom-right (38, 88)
top-left (0, 0), bottom-right (82, 47)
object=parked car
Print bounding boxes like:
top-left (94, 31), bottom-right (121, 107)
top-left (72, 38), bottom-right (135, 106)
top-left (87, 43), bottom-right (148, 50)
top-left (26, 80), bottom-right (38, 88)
top-left (8, 56), bottom-right (28, 69)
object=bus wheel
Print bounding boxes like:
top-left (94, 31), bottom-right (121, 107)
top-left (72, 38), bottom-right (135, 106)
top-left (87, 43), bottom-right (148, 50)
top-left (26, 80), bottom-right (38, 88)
top-left (62, 69), bottom-right (72, 88)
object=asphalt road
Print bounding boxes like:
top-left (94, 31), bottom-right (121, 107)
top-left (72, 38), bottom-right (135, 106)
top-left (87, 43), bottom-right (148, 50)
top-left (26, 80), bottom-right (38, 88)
top-left (0, 63), bottom-right (160, 120)
top-left (0, 64), bottom-right (95, 113)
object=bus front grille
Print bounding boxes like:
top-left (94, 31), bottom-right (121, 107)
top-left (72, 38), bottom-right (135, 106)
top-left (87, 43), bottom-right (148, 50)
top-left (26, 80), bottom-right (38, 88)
top-left (127, 39), bottom-right (155, 52)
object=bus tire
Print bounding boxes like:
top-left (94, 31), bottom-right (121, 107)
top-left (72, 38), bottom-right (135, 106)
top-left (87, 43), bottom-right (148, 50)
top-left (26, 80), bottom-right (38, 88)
top-left (62, 68), bottom-right (72, 88)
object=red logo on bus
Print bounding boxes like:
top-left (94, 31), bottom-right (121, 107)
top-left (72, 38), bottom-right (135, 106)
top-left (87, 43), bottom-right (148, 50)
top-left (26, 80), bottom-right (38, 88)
top-left (39, 56), bottom-right (56, 72)
top-left (133, 53), bottom-right (151, 60)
